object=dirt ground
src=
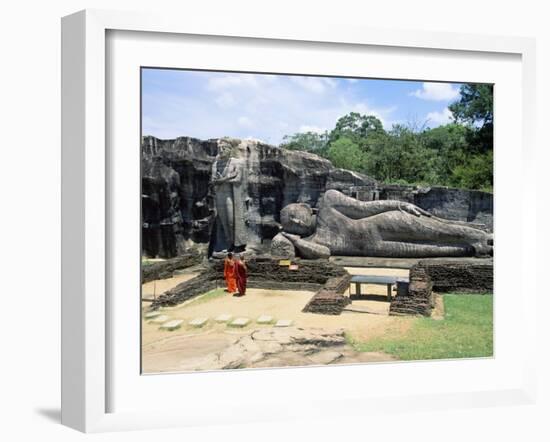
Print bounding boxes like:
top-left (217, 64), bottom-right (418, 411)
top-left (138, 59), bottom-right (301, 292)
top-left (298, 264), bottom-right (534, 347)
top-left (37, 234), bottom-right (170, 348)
top-left (142, 266), bottom-right (414, 373)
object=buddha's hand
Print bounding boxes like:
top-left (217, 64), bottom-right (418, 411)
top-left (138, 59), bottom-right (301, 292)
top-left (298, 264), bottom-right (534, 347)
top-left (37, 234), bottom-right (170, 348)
top-left (402, 203), bottom-right (432, 217)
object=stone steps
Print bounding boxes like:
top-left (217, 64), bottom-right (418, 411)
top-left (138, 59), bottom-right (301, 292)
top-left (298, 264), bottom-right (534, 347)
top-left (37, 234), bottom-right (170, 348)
top-left (159, 320), bottom-right (184, 331)
top-left (146, 313), bottom-right (300, 330)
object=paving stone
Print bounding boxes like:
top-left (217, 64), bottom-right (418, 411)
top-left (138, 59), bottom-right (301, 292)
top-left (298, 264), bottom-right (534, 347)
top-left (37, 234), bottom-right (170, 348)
top-left (159, 320), bottom-right (183, 331)
top-left (144, 311), bottom-right (161, 319)
top-left (274, 319), bottom-right (293, 327)
top-left (189, 317), bottom-right (209, 328)
top-left (229, 317), bottom-right (250, 328)
top-left (256, 315), bottom-right (274, 324)
top-left (150, 315), bottom-right (169, 324)
top-left (215, 314), bottom-right (232, 323)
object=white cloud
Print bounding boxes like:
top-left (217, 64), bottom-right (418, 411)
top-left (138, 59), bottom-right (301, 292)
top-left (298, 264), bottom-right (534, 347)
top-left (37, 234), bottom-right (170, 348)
top-left (215, 92), bottom-right (236, 108)
top-left (425, 108), bottom-right (453, 126)
top-left (206, 74), bottom-right (259, 91)
top-left (410, 82), bottom-right (460, 101)
top-left (237, 116), bottom-right (253, 127)
top-left (244, 135), bottom-right (266, 143)
top-left (290, 76), bottom-right (337, 94)
top-left (143, 71), bottom-right (397, 144)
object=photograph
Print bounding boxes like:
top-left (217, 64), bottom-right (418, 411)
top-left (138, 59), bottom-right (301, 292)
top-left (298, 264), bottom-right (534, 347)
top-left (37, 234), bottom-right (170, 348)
top-left (1, 0), bottom-right (544, 437)
top-left (140, 68), bottom-right (494, 374)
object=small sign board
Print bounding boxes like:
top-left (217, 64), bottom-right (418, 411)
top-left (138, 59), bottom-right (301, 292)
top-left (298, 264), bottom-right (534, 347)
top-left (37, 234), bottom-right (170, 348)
top-left (288, 264), bottom-right (299, 271)
top-left (279, 259), bottom-right (291, 266)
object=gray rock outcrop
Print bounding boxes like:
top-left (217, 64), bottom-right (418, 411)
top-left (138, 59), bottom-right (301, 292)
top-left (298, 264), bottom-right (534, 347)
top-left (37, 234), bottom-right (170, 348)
top-left (177, 327), bottom-right (348, 371)
top-left (375, 185), bottom-right (493, 231)
top-left (142, 136), bottom-right (375, 258)
top-left (142, 136), bottom-right (494, 258)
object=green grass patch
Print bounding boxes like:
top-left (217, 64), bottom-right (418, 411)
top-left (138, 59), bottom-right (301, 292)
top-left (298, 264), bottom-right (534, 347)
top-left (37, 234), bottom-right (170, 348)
top-left (347, 294), bottom-right (493, 361)
top-left (183, 288), bottom-right (227, 307)
top-left (141, 258), bottom-right (164, 267)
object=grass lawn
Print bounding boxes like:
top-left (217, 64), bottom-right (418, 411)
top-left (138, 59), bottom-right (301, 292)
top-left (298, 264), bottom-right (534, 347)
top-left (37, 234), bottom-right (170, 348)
top-left (347, 294), bottom-right (493, 361)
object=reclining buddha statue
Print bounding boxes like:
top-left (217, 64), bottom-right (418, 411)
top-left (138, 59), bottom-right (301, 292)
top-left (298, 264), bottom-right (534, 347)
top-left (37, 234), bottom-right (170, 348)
top-left (280, 189), bottom-right (493, 258)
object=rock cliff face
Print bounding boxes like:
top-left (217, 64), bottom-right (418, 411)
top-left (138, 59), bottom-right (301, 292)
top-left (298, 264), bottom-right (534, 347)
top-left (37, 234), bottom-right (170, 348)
top-left (373, 184), bottom-right (493, 230)
top-left (142, 136), bottom-right (375, 258)
top-left (142, 137), bottom-right (219, 257)
top-left (142, 136), bottom-right (493, 258)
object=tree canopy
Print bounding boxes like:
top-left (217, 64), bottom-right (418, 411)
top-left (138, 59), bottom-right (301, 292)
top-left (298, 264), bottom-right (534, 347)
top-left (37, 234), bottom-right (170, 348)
top-left (279, 84), bottom-right (493, 192)
top-left (449, 84), bottom-right (493, 126)
top-left (280, 131), bottom-right (329, 156)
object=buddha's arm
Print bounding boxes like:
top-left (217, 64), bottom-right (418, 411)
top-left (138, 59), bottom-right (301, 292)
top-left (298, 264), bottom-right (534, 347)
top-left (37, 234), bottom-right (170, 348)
top-left (322, 189), bottom-right (430, 219)
top-left (225, 167), bottom-right (242, 183)
top-left (212, 172), bottom-right (238, 185)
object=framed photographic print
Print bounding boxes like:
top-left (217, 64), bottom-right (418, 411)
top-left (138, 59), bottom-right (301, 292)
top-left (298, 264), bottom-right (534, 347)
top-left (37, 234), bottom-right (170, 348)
top-left (61, 9), bottom-right (537, 432)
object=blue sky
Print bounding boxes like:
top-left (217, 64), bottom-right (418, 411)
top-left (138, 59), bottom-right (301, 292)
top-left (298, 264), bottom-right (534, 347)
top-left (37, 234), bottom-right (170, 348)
top-left (142, 68), bottom-right (463, 145)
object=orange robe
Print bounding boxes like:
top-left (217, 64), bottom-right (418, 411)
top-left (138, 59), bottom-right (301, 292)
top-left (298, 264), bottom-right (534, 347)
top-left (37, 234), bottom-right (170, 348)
top-left (223, 258), bottom-right (237, 293)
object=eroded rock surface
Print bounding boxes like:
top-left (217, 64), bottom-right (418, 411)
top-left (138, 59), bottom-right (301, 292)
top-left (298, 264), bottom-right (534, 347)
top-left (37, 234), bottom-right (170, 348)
top-left (176, 327), bottom-right (391, 371)
top-left (142, 136), bottom-right (493, 258)
top-left (378, 185), bottom-right (493, 231)
top-left (142, 136), bottom-right (375, 258)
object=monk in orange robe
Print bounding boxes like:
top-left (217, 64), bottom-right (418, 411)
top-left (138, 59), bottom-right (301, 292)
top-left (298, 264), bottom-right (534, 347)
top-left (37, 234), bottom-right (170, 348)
top-left (223, 253), bottom-right (237, 294)
top-left (234, 255), bottom-right (248, 297)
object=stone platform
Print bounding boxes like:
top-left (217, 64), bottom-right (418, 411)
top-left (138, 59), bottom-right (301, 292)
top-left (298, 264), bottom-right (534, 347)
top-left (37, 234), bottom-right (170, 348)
top-left (389, 259), bottom-right (493, 316)
top-left (330, 255), bottom-right (493, 269)
top-left (147, 255), bottom-right (493, 318)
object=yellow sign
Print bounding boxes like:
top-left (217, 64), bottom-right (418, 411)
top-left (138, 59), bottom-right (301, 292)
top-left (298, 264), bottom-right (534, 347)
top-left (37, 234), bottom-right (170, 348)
top-left (279, 259), bottom-right (291, 266)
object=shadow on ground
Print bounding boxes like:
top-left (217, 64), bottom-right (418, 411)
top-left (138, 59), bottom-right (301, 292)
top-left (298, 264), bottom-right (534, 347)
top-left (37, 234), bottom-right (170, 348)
top-left (35, 408), bottom-right (61, 423)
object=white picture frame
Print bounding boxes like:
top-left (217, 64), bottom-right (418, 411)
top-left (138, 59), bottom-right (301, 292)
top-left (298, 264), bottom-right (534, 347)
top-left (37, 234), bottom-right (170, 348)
top-left (61, 9), bottom-right (537, 433)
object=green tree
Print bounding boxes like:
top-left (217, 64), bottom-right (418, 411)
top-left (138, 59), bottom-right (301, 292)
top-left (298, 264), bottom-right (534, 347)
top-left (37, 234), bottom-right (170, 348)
top-left (449, 84), bottom-right (493, 126)
top-left (419, 123), bottom-right (472, 185)
top-left (279, 131), bottom-right (329, 157)
top-left (328, 113), bottom-right (385, 147)
top-left (450, 150), bottom-right (493, 192)
top-left (449, 84), bottom-right (493, 156)
top-left (279, 82), bottom-right (493, 192)
top-left (327, 137), bottom-right (366, 172)
top-left (365, 124), bottom-right (431, 184)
